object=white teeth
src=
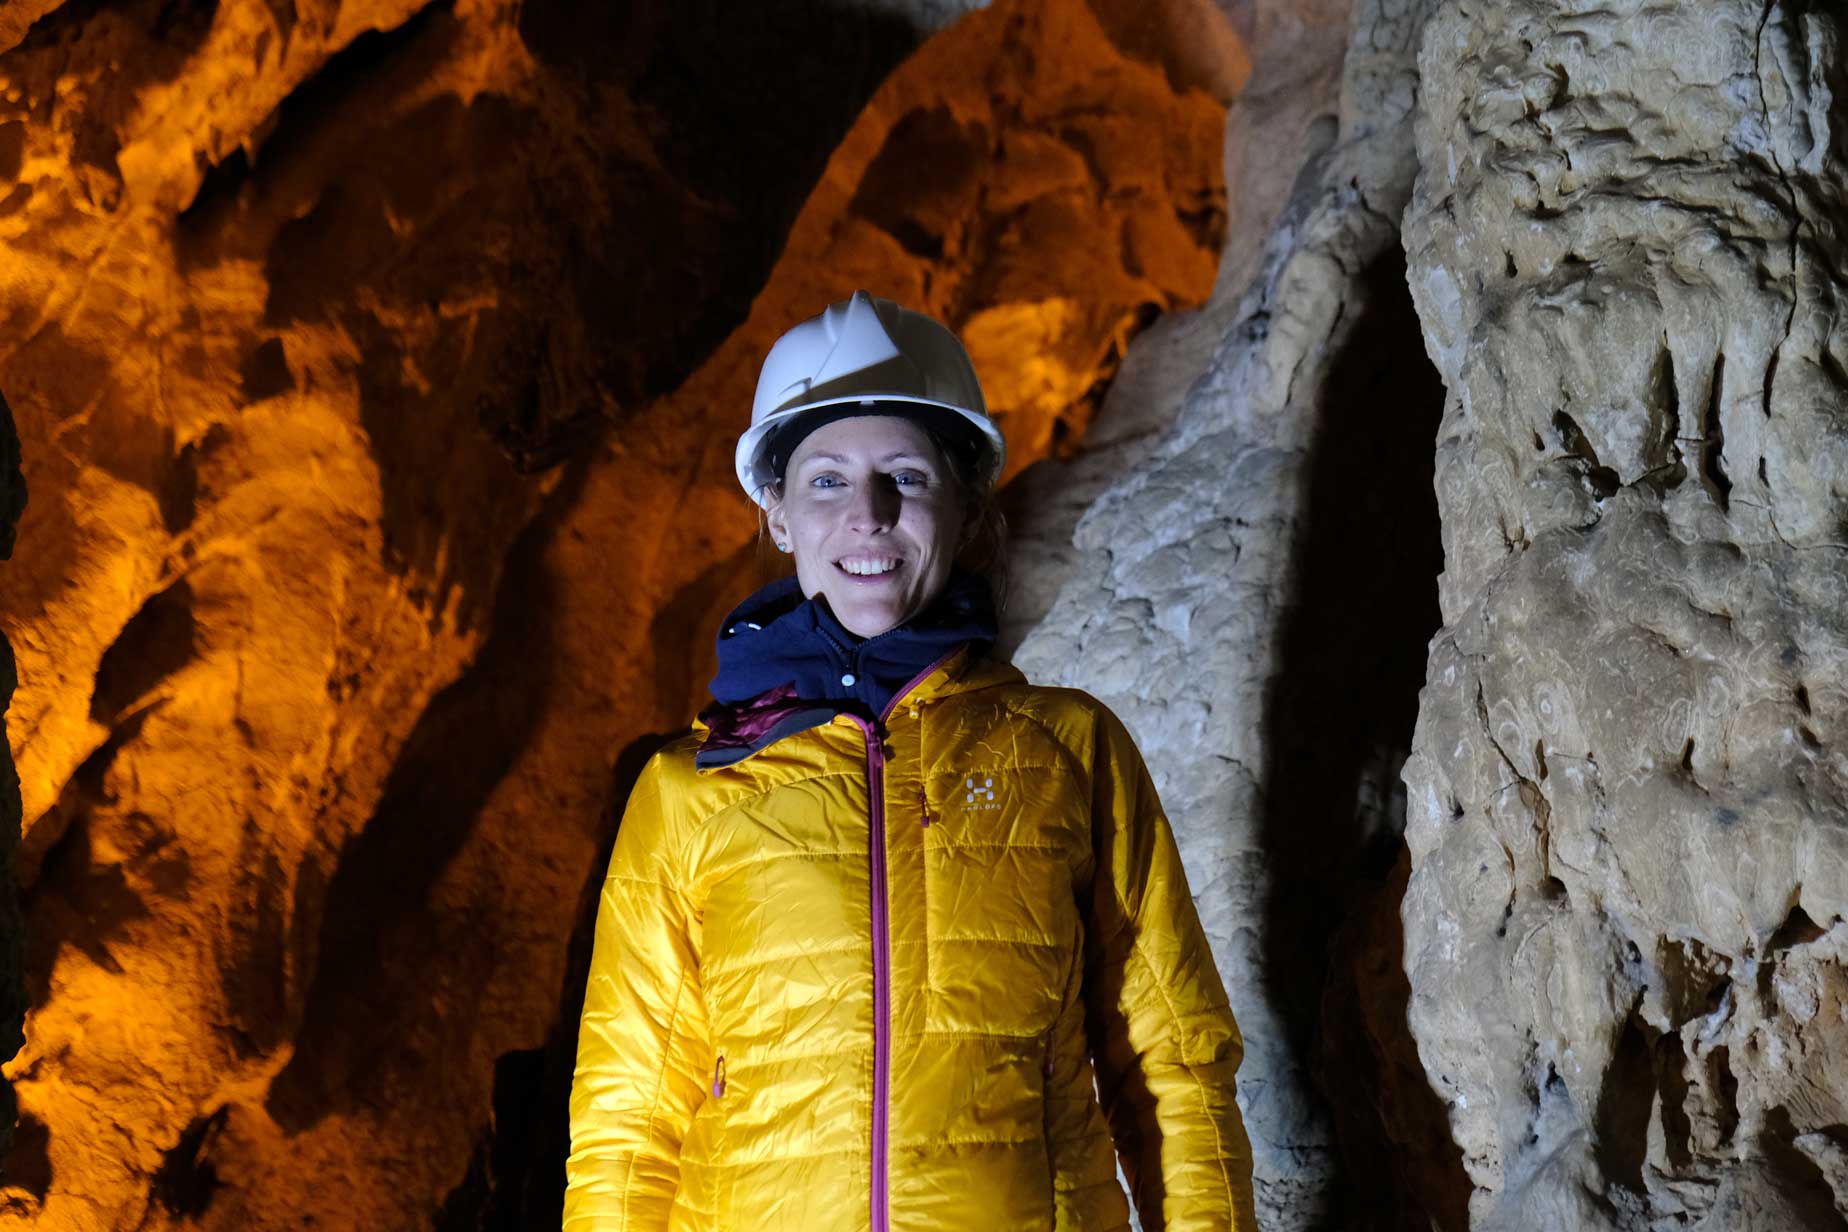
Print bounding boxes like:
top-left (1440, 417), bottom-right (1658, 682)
top-left (840, 558), bottom-right (900, 576)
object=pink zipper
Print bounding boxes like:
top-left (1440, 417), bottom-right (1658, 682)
top-left (858, 723), bottom-right (892, 1232)
top-left (853, 648), bottom-right (963, 1232)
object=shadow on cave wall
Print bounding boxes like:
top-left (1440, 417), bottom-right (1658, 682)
top-left (432, 730), bottom-right (676, 1232)
top-left (263, 455), bottom-right (590, 1133)
top-left (517, 0), bottom-right (925, 416)
top-left (1257, 248), bottom-right (1471, 1231)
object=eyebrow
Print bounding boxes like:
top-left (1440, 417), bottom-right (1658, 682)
top-left (798, 451), bottom-right (933, 466)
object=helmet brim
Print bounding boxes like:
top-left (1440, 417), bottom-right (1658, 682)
top-left (735, 394), bottom-right (1007, 508)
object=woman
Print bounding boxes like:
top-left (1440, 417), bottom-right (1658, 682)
top-left (566, 291), bottom-right (1255, 1231)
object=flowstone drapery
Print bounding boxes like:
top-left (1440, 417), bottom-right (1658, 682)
top-left (1401, 3), bottom-right (1848, 1226)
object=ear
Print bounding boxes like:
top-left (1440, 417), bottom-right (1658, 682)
top-left (764, 492), bottom-right (790, 547)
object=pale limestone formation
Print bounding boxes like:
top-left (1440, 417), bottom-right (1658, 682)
top-left (1401, 2), bottom-right (1848, 1227)
top-left (1011, 2), bottom-right (1469, 1227)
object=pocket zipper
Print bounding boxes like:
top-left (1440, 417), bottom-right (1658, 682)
top-left (711, 1054), bottom-right (726, 1098)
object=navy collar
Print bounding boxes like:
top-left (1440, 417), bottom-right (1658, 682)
top-left (708, 568), bottom-right (998, 719)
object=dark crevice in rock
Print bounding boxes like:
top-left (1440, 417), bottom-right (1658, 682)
top-left (1595, 1008), bottom-right (1654, 1196)
top-left (516, 0), bottom-right (926, 423)
top-left (15, 704), bottom-right (155, 894)
top-left (0, 1108), bottom-right (51, 1200)
top-left (432, 1048), bottom-right (547, 1232)
top-left (264, 458), bottom-right (587, 1134)
top-left (1768, 902), bottom-right (1826, 952)
top-left (1657, 1033), bottom-right (1695, 1169)
top-left (0, 391), bottom-right (25, 559)
top-left (1699, 352), bottom-right (1732, 511)
top-left (21, 796), bottom-right (158, 1008)
top-left (1644, 340), bottom-right (1686, 491)
top-left (175, 0), bottom-right (460, 260)
top-left (0, 358), bottom-right (18, 1159)
top-left (624, 1), bottom-right (921, 284)
top-left (89, 579), bottom-right (196, 725)
top-left (1761, 1105), bottom-right (1848, 1230)
top-left (1712, 1044), bottom-right (1740, 1147)
top-left (151, 0), bottom-right (218, 44)
top-left (850, 104), bottom-right (984, 262)
top-left (238, 336), bottom-right (292, 404)
top-left (433, 729), bottom-right (678, 1232)
top-left (158, 433), bottom-right (201, 534)
top-left (1553, 410), bottom-right (1620, 500)
top-left (0, 122), bottom-right (25, 181)
top-left (150, 1105), bottom-right (228, 1217)
top-left (1260, 247), bottom-right (1464, 1230)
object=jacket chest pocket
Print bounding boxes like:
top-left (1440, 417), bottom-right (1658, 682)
top-left (923, 823), bottom-right (1081, 1038)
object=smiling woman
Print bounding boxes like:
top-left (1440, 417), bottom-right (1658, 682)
top-left (565, 291), bottom-right (1258, 1232)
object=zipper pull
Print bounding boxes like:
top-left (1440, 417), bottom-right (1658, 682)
top-left (711, 1054), bottom-right (726, 1098)
top-left (919, 787), bottom-right (931, 827)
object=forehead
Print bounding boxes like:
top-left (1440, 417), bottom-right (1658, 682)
top-left (790, 414), bottom-right (943, 466)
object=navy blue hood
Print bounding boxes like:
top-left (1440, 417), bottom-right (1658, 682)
top-left (709, 568), bottom-right (998, 718)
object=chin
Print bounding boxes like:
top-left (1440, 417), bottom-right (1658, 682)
top-left (835, 601), bottom-right (907, 639)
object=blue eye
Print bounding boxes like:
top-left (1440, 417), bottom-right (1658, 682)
top-left (811, 473), bottom-right (843, 489)
top-left (893, 471), bottom-right (927, 487)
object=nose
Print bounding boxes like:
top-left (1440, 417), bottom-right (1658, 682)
top-left (846, 473), bottom-right (901, 533)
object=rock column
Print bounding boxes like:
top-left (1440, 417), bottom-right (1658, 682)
top-left (1014, 1), bottom-right (1461, 1225)
top-left (1402, 2), bottom-right (1848, 1227)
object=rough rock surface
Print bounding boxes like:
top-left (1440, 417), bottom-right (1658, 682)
top-left (0, 393), bottom-right (26, 1158)
top-left (1012, 1), bottom-right (1470, 1227)
top-left (0, 0), bottom-right (1232, 1227)
top-left (1401, 2), bottom-right (1848, 1228)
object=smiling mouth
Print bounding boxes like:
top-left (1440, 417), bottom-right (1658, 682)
top-left (836, 556), bottom-right (902, 578)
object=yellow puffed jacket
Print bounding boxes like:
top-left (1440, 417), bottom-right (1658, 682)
top-left (565, 648), bottom-right (1255, 1231)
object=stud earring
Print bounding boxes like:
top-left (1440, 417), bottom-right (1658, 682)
top-left (777, 542), bottom-right (790, 553)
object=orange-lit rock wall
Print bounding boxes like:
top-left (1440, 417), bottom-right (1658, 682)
top-left (0, 393), bottom-right (26, 1168)
top-left (0, 0), bottom-right (1236, 1226)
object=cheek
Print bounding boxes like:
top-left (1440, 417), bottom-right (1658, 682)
top-left (780, 500), bottom-right (826, 546)
top-left (904, 501), bottom-right (961, 558)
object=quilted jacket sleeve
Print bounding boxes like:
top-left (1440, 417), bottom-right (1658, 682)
top-left (565, 752), bottom-right (713, 1231)
top-left (1083, 705), bottom-right (1256, 1232)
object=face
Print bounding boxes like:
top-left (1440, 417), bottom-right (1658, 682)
top-left (766, 415), bottom-right (968, 638)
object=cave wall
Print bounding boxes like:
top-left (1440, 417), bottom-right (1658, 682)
top-left (15, 0), bottom-right (1844, 1227)
top-left (1400, 1), bottom-right (1848, 1227)
top-left (0, 0), bottom-right (1238, 1227)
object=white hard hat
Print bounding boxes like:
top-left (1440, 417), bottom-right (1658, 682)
top-left (737, 290), bottom-right (1006, 507)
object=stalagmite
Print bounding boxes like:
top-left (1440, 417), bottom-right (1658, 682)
top-left (1401, 2), bottom-right (1848, 1226)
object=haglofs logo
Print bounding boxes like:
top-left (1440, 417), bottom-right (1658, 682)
top-left (962, 774), bottom-right (999, 811)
